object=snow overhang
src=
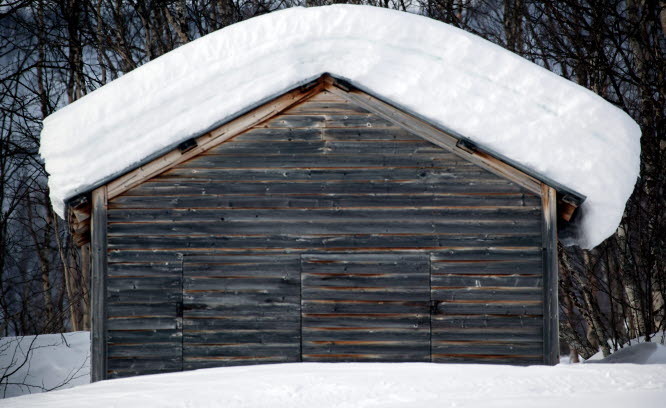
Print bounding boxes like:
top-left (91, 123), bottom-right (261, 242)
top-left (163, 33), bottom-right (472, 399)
top-left (40, 5), bottom-right (641, 249)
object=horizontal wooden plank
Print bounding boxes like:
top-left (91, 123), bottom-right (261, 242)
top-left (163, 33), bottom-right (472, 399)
top-left (431, 275), bottom-right (543, 287)
top-left (431, 328), bottom-right (542, 342)
top-left (109, 193), bottom-right (540, 210)
top-left (305, 90), bottom-right (346, 102)
top-left (107, 207), bottom-right (542, 223)
top-left (182, 304), bottom-right (300, 317)
top-left (107, 329), bottom-right (181, 343)
top-left (430, 249), bottom-right (543, 261)
top-left (282, 101), bottom-right (370, 114)
top-left (206, 140), bottom-right (443, 156)
top-left (108, 343), bottom-right (181, 358)
top-left (107, 276), bottom-right (181, 291)
top-left (174, 154), bottom-right (475, 169)
top-left (431, 287), bottom-right (543, 301)
top-left (302, 288), bottom-right (431, 302)
top-left (323, 127), bottom-right (420, 141)
top-left (431, 261), bottom-right (543, 276)
top-left (107, 248), bottom-right (544, 264)
top-left (185, 253), bottom-right (300, 264)
top-left (231, 127), bottom-right (322, 141)
top-left (302, 351), bottom-right (430, 362)
top-left (183, 266), bottom-right (299, 278)
top-left (302, 301), bottom-right (429, 314)
top-left (123, 179), bottom-right (524, 197)
top-left (258, 114), bottom-right (394, 129)
top-left (303, 274), bottom-right (430, 287)
top-left (107, 262), bottom-right (181, 277)
top-left (302, 314), bottom-right (430, 329)
top-left (431, 314), bottom-right (543, 328)
top-left (107, 302), bottom-right (178, 318)
top-left (107, 289), bottom-right (182, 303)
top-left (183, 292), bottom-right (300, 306)
top-left (107, 357), bottom-right (182, 371)
top-left (184, 331), bottom-right (300, 344)
top-left (108, 220), bottom-right (540, 236)
top-left (302, 329), bottom-right (431, 342)
top-left (108, 251), bottom-right (183, 263)
top-left (107, 316), bottom-right (179, 330)
top-left (183, 344), bottom-right (300, 358)
top-left (301, 253), bottom-right (429, 267)
top-left (108, 233), bottom-right (542, 251)
top-left (434, 301), bottom-right (543, 315)
top-left (183, 319), bottom-right (300, 330)
top-left (154, 167), bottom-right (496, 183)
top-left (183, 277), bottom-right (300, 291)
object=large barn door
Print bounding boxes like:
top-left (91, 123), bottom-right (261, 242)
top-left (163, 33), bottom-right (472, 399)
top-left (181, 254), bottom-right (301, 369)
top-left (300, 253), bottom-right (431, 361)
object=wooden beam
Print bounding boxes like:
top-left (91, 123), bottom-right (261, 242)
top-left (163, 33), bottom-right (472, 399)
top-left (91, 186), bottom-right (108, 381)
top-left (106, 79), bottom-right (326, 200)
top-left (541, 183), bottom-right (559, 365)
top-left (322, 77), bottom-right (543, 197)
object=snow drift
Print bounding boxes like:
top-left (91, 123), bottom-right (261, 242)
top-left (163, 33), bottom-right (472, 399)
top-left (39, 5), bottom-right (641, 248)
top-left (4, 362), bottom-right (666, 407)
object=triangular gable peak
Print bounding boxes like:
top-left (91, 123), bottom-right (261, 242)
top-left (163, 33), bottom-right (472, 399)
top-left (68, 74), bottom-right (581, 246)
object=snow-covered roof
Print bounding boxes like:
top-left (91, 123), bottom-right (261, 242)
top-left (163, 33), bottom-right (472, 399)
top-left (40, 5), bottom-right (640, 249)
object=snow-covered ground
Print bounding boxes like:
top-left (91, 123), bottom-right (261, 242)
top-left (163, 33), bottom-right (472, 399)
top-left (585, 332), bottom-right (666, 364)
top-left (2, 332), bottom-right (665, 406)
top-left (0, 332), bottom-right (89, 399)
top-left (3, 361), bottom-right (665, 408)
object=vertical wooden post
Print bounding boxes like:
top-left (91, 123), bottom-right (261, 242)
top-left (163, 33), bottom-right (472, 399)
top-left (91, 186), bottom-right (108, 381)
top-left (80, 242), bottom-right (91, 331)
top-left (541, 184), bottom-right (559, 365)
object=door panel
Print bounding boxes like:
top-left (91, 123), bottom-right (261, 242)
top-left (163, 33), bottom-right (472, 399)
top-left (182, 254), bottom-right (301, 369)
top-left (301, 253), bottom-right (431, 362)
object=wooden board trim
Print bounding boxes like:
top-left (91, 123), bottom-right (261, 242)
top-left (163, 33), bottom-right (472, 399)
top-left (106, 79), bottom-right (326, 200)
top-left (91, 186), bottom-right (108, 381)
top-left (541, 183), bottom-right (559, 365)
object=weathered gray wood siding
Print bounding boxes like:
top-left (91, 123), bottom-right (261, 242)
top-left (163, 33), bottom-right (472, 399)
top-left (104, 91), bottom-right (545, 378)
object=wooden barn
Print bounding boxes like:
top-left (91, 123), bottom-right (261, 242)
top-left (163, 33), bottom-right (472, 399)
top-left (66, 74), bottom-right (583, 380)
top-left (41, 6), bottom-right (640, 383)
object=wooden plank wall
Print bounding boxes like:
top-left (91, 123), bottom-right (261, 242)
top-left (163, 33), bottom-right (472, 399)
top-left (104, 90), bottom-right (545, 378)
top-left (182, 254), bottom-right (301, 369)
top-left (301, 253), bottom-right (430, 362)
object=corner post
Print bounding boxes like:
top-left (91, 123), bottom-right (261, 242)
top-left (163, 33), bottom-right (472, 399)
top-left (91, 186), bottom-right (108, 381)
top-left (541, 184), bottom-right (559, 365)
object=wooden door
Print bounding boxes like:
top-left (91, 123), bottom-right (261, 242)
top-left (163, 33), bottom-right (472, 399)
top-left (301, 253), bottom-right (431, 361)
top-left (181, 254), bottom-right (301, 369)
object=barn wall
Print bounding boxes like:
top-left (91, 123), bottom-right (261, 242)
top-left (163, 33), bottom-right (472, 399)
top-left (102, 90), bottom-right (546, 379)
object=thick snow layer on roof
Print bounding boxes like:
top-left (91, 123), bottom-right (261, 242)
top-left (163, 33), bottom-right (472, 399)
top-left (40, 5), bottom-right (640, 248)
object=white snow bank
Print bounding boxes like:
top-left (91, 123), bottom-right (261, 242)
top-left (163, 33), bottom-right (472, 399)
top-left (591, 343), bottom-right (666, 364)
top-left (586, 333), bottom-right (666, 364)
top-left (40, 5), bottom-right (641, 248)
top-left (0, 332), bottom-right (89, 399)
top-left (4, 362), bottom-right (665, 407)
